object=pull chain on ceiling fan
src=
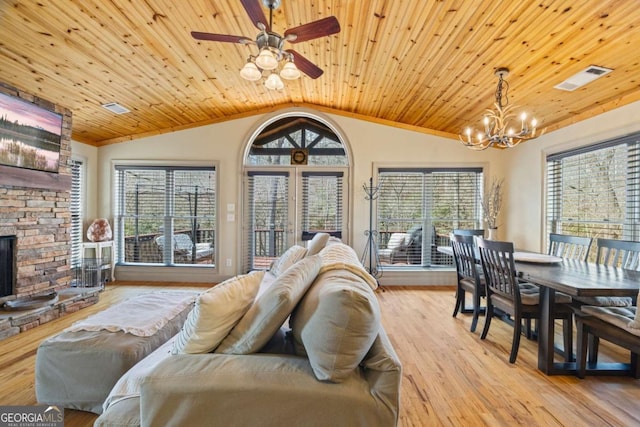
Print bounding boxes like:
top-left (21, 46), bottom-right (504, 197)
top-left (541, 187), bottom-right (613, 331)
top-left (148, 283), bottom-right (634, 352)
top-left (191, 0), bottom-right (341, 90)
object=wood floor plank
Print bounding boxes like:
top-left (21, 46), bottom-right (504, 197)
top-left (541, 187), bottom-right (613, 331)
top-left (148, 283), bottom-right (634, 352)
top-left (0, 283), bottom-right (638, 426)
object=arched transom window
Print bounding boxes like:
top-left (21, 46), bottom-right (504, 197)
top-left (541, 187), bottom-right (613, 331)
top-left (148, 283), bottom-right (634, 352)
top-left (246, 116), bottom-right (348, 166)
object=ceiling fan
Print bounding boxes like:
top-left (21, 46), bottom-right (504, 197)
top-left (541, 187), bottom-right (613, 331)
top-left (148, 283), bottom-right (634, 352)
top-left (191, 0), bottom-right (340, 88)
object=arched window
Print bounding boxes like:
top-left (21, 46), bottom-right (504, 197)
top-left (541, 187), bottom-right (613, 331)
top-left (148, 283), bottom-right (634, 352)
top-left (246, 116), bottom-right (348, 166)
top-left (243, 114), bottom-right (350, 271)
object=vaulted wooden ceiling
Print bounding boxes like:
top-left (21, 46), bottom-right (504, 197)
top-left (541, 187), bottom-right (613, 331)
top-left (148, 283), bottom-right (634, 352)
top-left (1, 0), bottom-right (639, 147)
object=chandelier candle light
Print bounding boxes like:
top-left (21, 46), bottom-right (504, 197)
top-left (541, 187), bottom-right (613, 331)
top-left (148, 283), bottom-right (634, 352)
top-left (460, 68), bottom-right (540, 150)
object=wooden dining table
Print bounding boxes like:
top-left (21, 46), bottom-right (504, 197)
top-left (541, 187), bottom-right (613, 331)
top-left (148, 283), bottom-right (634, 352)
top-left (439, 245), bottom-right (640, 375)
top-left (515, 259), bottom-right (640, 375)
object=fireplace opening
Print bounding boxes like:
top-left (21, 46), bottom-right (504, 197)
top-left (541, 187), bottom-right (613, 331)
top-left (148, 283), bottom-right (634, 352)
top-left (0, 235), bottom-right (17, 299)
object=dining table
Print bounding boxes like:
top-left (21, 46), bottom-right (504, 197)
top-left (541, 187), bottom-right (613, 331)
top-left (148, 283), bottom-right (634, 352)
top-left (439, 245), bottom-right (640, 375)
top-left (516, 259), bottom-right (640, 375)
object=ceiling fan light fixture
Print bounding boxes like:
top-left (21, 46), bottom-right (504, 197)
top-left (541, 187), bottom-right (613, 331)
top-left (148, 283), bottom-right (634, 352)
top-left (255, 48), bottom-right (278, 70)
top-left (264, 73), bottom-right (284, 90)
top-left (240, 61), bottom-right (262, 81)
top-left (280, 61), bottom-right (301, 80)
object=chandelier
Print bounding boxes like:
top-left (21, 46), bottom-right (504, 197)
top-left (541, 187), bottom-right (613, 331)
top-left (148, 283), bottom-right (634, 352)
top-left (239, 30), bottom-right (301, 90)
top-left (459, 68), bottom-right (540, 150)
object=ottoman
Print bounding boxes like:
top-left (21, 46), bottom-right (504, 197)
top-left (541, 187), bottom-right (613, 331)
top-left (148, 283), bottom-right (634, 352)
top-left (35, 291), bottom-right (197, 414)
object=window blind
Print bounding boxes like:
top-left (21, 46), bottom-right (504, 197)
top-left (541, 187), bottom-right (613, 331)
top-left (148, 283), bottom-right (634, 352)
top-left (244, 171), bottom-right (289, 271)
top-left (546, 133), bottom-right (640, 250)
top-left (377, 168), bottom-right (483, 267)
top-left (114, 166), bottom-right (216, 266)
top-left (70, 159), bottom-right (83, 268)
top-left (301, 171), bottom-right (343, 240)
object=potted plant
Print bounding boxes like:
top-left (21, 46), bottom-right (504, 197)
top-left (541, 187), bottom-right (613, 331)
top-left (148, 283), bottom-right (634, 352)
top-left (482, 178), bottom-right (503, 239)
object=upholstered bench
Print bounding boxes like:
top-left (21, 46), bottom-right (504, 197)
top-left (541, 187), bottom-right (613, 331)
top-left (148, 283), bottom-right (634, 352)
top-left (576, 305), bottom-right (640, 378)
top-left (35, 291), bottom-right (198, 414)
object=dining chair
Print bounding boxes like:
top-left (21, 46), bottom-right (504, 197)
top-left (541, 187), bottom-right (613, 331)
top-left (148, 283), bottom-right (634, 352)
top-left (451, 233), bottom-right (485, 332)
top-left (453, 229), bottom-right (485, 237)
top-left (581, 238), bottom-right (640, 363)
top-left (548, 233), bottom-right (593, 262)
top-left (595, 238), bottom-right (640, 270)
top-left (477, 238), bottom-right (574, 364)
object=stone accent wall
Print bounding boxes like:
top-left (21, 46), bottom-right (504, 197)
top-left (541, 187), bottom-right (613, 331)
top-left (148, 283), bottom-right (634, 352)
top-left (0, 82), bottom-right (73, 303)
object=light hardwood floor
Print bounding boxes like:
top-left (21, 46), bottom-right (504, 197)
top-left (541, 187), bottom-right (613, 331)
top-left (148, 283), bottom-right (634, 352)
top-left (1, 283), bottom-right (638, 426)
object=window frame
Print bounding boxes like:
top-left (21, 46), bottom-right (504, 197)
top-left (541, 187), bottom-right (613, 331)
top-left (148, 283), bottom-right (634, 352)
top-left (113, 162), bottom-right (218, 268)
top-left (376, 166), bottom-right (484, 268)
top-left (545, 132), bottom-right (640, 249)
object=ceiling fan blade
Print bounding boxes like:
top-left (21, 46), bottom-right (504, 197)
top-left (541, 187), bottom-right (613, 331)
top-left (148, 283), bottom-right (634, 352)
top-left (284, 16), bottom-right (340, 43)
top-left (286, 49), bottom-right (323, 79)
top-left (241, 0), bottom-right (270, 31)
top-left (191, 31), bottom-right (252, 44)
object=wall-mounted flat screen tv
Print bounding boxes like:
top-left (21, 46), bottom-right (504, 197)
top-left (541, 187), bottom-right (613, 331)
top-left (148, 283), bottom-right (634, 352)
top-left (0, 92), bottom-right (63, 173)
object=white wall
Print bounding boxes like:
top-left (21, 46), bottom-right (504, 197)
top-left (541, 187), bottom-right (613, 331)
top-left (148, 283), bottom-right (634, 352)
top-left (503, 100), bottom-right (640, 252)
top-left (89, 107), bottom-right (505, 283)
top-left (70, 141), bottom-right (99, 227)
top-left (80, 100), bottom-right (640, 283)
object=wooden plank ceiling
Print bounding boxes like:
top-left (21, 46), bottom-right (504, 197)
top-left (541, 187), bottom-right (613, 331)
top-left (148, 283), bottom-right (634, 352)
top-left (1, 0), bottom-right (639, 147)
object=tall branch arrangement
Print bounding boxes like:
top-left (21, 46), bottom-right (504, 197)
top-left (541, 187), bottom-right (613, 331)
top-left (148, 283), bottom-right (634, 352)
top-left (482, 178), bottom-right (503, 229)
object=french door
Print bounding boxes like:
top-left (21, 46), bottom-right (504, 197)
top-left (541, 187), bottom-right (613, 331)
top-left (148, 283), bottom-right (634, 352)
top-left (244, 167), bottom-right (348, 271)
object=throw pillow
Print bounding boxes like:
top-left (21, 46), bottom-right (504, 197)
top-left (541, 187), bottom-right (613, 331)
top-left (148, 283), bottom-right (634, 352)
top-left (269, 245), bottom-right (307, 277)
top-left (290, 269), bottom-right (381, 382)
top-left (628, 289), bottom-right (640, 329)
top-left (171, 270), bottom-right (265, 354)
top-left (216, 254), bottom-right (322, 355)
top-left (306, 232), bottom-right (330, 256)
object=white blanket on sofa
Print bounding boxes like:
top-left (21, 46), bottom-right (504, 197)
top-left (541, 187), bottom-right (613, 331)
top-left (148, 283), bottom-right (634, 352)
top-left (66, 291), bottom-right (198, 337)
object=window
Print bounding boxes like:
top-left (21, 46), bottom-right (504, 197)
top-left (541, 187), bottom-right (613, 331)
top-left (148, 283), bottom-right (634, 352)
top-left (70, 159), bottom-right (83, 268)
top-left (244, 171), bottom-right (290, 270)
top-left (246, 116), bottom-right (348, 166)
top-left (301, 171), bottom-right (343, 240)
top-left (546, 132), bottom-right (640, 248)
top-left (243, 115), bottom-right (349, 272)
top-left (377, 168), bottom-right (484, 267)
top-left (115, 166), bottom-right (216, 266)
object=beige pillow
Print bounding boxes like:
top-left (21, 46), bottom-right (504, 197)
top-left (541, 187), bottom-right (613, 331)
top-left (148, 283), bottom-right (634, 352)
top-left (306, 233), bottom-right (331, 256)
top-left (171, 270), bottom-right (265, 354)
top-left (290, 269), bottom-right (381, 382)
top-left (216, 255), bottom-right (322, 354)
top-left (270, 245), bottom-right (307, 276)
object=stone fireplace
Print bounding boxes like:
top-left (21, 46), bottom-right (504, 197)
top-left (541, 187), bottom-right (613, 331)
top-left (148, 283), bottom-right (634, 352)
top-left (0, 82), bottom-right (98, 340)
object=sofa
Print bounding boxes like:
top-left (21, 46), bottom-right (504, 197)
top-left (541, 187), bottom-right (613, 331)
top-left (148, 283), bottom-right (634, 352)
top-left (94, 235), bottom-right (402, 426)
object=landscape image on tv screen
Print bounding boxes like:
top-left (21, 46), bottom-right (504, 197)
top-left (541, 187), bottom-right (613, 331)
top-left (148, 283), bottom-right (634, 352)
top-left (0, 92), bottom-right (63, 173)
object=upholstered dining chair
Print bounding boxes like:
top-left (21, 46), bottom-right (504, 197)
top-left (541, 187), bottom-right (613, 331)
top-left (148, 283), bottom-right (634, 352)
top-left (451, 233), bottom-right (485, 332)
top-left (582, 238), bottom-right (640, 363)
top-left (477, 238), bottom-right (574, 364)
top-left (548, 233), bottom-right (593, 262)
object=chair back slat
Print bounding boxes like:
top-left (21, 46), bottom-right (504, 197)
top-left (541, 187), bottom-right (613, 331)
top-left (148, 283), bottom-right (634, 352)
top-left (596, 238), bottom-right (640, 270)
top-left (450, 234), bottom-right (479, 281)
top-left (548, 233), bottom-right (592, 262)
top-left (477, 238), bottom-right (520, 305)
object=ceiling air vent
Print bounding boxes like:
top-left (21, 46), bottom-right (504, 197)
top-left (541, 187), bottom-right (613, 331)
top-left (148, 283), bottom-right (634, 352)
top-left (101, 102), bottom-right (131, 114)
top-left (553, 65), bottom-right (613, 91)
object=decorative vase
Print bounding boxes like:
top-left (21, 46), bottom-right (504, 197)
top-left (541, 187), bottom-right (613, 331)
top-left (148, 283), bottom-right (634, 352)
top-left (487, 228), bottom-right (498, 240)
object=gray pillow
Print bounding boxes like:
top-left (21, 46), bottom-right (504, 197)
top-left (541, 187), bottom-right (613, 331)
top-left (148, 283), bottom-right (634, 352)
top-left (290, 269), bottom-right (381, 382)
top-left (216, 255), bottom-right (322, 354)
